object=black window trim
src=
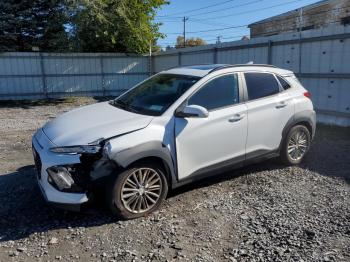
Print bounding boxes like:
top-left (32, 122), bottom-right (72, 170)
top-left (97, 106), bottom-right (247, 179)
top-left (184, 72), bottom-right (244, 112)
top-left (274, 73), bottom-right (293, 92)
top-left (242, 71), bottom-right (283, 103)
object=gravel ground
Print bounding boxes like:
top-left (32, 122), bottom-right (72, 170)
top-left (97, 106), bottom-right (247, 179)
top-left (0, 97), bottom-right (349, 262)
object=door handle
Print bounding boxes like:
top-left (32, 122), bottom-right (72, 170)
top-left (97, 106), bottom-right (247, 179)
top-left (276, 101), bottom-right (288, 109)
top-left (228, 114), bottom-right (244, 122)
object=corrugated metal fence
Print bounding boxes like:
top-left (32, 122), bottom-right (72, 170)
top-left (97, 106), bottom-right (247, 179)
top-left (0, 53), bottom-right (150, 99)
top-left (0, 24), bottom-right (349, 126)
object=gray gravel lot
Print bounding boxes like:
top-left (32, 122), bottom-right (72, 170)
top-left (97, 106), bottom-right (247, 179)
top-left (0, 97), bottom-right (349, 262)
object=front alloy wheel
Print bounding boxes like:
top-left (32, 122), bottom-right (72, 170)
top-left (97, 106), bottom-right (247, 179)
top-left (121, 168), bottom-right (162, 214)
top-left (107, 162), bottom-right (168, 219)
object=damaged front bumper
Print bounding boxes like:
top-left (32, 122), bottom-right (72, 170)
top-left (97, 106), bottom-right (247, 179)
top-left (32, 129), bottom-right (112, 211)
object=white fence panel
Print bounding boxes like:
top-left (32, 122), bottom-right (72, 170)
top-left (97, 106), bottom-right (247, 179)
top-left (104, 74), bottom-right (147, 95)
top-left (181, 51), bottom-right (214, 65)
top-left (46, 76), bottom-right (102, 95)
top-left (0, 53), bottom-right (149, 99)
top-left (153, 54), bottom-right (178, 73)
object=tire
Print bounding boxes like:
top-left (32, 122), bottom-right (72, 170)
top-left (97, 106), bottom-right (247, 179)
top-left (280, 125), bottom-right (311, 165)
top-left (106, 161), bottom-right (168, 220)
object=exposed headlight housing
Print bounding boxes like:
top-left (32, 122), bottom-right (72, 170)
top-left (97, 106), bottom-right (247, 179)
top-left (47, 166), bottom-right (75, 191)
top-left (47, 166), bottom-right (88, 193)
top-left (50, 145), bottom-right (101, 154)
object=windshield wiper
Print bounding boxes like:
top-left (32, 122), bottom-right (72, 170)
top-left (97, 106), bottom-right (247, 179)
top-left (112, 99), bottom-right (127, 108)
top-left (111, 99), bottom-right (139, 114)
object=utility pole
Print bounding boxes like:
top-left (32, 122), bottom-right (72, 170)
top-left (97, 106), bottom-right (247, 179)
top-left (183, 16), bottom-right (189, 48)
top-left (216, 36), bottom-right (222, 44)
top-left (298, 7), bottom-right (303, 34)
top-left (149, 40), bottom-right (152, 76)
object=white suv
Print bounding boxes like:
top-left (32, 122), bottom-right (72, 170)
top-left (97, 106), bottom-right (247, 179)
top-left (32, 64), bottom-right (316, 219)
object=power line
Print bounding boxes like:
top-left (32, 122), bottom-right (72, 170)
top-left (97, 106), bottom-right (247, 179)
top-left (160, 0), bottom-right (303, 35)
top-left (165, 24), bottom-right (248, 35)
top-left (155, 0), bottom-right (264, 22)
top-left (158, 16), bottom-right (348, 47)
top-left (161, 4), bottom-right (349, 36)
top-left (156, 0), bottom-right (323, 37)
top-left (184, 31), bottom-right (245, 39)
top-left (194, 0), bottom-right (303, 20)
top-left (157, 0), bottom-right (237, 17)
top-left (159, 34), bottom-right (246, 45)
top-left (161, 13), bottom-right (350, 46)
top-left (188, 0), bottom-right (264, 17)
top-left (155, 17), bottom-right (234, 28)
top-left (158, 6), bottom-right (350, 47)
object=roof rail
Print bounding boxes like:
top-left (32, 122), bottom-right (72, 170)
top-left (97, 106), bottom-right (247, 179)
top-left (208, 63), bottom-right (277, 74)
top-left (168, 63), bottom-right (227, 71)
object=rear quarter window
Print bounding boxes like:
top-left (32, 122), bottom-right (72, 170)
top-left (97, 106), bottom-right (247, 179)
top-left (276, 75), bottom-right (292, 90)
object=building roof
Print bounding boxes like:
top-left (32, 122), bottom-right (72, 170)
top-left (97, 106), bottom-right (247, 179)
top-left (248, 0), bottom-right (330, 27)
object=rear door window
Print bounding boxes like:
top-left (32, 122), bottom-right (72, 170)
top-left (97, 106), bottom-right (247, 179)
top-left (244, 73), bottom-right (280, 100)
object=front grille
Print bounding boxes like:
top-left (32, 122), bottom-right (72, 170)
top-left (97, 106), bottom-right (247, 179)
top-left (32, 145), bottom-right (42, 179)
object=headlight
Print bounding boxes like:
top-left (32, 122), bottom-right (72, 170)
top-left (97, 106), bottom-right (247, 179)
top-left (50, 145), bottom-right (101, 154)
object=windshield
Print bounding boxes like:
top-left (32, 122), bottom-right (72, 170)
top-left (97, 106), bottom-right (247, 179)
top-left (111, 74), bottom-right (200, 116)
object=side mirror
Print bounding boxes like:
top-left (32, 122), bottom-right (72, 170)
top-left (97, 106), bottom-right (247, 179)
top-left (175, 105), bottom-right (209, 118)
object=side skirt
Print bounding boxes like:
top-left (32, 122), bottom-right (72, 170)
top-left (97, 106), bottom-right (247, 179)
top-left (172, 149), bottom-right (279, 189)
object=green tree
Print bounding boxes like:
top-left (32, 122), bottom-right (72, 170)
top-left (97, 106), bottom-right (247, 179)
top-left (0, 0), bottom-right (167, 53)
top-left (175, 36), bottom-right (207, 48)
top-left (72, 0), bottom-right (167, 53)
top-left (0, 0), bottom-right (70, 52)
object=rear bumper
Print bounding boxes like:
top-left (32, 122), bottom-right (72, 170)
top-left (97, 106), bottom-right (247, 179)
top-left (32, 129), bottom-right (90, 209)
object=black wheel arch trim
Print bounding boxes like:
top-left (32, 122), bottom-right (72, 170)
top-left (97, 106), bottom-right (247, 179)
top-left (111, 141), bottom-right (176, 187)
top-left (281, 110), bottom-right (316, 145)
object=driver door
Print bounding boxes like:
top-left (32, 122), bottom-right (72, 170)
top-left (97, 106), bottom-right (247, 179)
top-left (175, 73), bottom-right (248, 180)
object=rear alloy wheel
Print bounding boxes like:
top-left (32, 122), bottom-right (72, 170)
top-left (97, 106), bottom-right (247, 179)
top-left (107, 162), bottom-right (168, 219)
top-left (287, 130), bottom-right (308, 161)
top-left (280, 125), bottom-right (311, 165)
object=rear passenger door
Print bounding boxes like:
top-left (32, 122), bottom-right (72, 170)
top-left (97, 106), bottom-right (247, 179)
top-left (243, 72), bottom-right (294, 158)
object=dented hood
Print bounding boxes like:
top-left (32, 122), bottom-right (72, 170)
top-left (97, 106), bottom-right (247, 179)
top-left (43, 102), bottom-right (153, 146)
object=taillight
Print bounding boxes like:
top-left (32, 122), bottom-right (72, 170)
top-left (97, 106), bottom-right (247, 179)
top-left (303, 91), bottom-right (311, 99)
